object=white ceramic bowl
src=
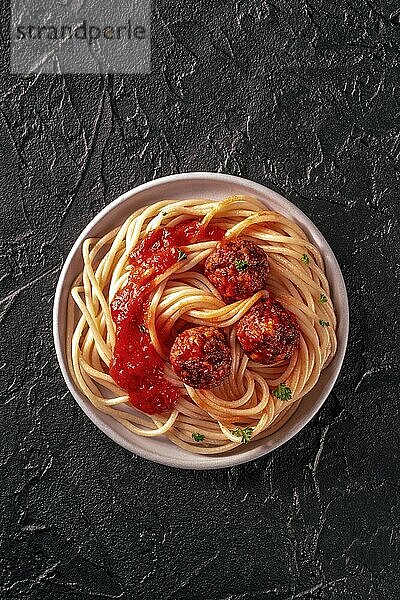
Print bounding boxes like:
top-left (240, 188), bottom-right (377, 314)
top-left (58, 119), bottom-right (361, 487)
top-left (53, 173), bottom-right (349, 469)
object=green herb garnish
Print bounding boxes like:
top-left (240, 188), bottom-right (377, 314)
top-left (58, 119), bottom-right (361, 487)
top-left (301, 253), bottom-right (310, 264)
top-left (272, 383), bottom-right (292, 401)
top-left (138, 324), bottom-right (148, 333)
top-left (235, 259), bottom-right (249, 272)
top-left (232, 426), bottom-right (253, 444)
top-left (162, 211), bottom-right (168, 216)
top-left (320, 293), bottom-right (328, 303)
top-left (319, 319), bottom-right (329, 327)
top-left (177, 249), bottom-right (187, 261)
top-left (192, 432), bottom-right (205, 442)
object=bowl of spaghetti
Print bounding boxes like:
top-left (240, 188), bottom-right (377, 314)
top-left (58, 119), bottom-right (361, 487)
top-left (53, 173), bottom-right (348, 469)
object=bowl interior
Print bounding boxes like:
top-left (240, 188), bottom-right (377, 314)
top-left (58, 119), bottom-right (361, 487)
top-left (53, 173), bottom-right (349, 469)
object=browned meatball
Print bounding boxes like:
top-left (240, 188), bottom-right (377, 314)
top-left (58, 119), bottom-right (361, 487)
top-left (170, 326), bottom-right (231, 389)
top-left (237, 298), bottom-right (299, 365)
top-left (204, 238), bottom-right (269, 303)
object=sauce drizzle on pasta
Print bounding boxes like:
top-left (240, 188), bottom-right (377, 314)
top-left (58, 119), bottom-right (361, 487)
top-left (110, 219), bottom-right (225, 414)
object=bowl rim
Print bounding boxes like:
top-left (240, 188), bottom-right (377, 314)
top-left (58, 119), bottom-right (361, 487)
top-left (53, 172), bottom-right (349, 470)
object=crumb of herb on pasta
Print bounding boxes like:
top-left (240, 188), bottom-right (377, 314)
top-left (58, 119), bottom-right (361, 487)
top-left (177, 249), bottom-right (187, 261)
top-left (272, 383), bottom-right (292, 401)
top-left (232, 426), bottom-right (253, 444)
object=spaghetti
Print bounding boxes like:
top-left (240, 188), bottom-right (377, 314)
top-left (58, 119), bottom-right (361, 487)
top-left (67, 195), bottom-right (337, 454)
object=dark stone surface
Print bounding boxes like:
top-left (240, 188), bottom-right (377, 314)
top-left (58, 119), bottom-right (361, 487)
top-left (1, 1), bottom-right (399, 598)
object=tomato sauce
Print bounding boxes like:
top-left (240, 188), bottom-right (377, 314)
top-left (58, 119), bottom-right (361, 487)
top-left (109, 219), bottom-right (225, 414)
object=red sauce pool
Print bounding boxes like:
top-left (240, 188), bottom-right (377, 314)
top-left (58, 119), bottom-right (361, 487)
top-left (109, 219), bottom-right (225, 414)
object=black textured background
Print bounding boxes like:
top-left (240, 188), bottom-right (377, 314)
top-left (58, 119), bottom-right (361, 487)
top-left (1, 1), bottom-right (399, 599)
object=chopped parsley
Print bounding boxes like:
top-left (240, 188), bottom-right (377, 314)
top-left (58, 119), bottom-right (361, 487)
top-left (301, 253), bottom-right (310, 264)
top-left (272, 383), bottom-right (292, 401)
top-left (235, 259), bottom-right (249, 272)
top-left (138, 324), bottom-right (148, 333)
top-left (161, 211), bottom-right (168, 216)
top-left (320, 293), bottom-right (328, 303)
top-left (232, 426), bottom-right (253, 444)
top-left (177, 249), bottom-right (187, 261)
top-left (192, 432), bottom-right (205, 442)
top-left (319, 319), bottom-right (329, 327)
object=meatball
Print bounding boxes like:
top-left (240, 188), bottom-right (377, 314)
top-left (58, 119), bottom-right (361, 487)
top-left (204, 238), bottom-right (269, 303)
top-left (170, 326), bottom-right (231, 389)
top-left (237, 298), bottom-right (299, 365)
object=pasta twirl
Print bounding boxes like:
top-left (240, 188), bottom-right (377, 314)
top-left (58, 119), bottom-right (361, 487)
top-left (67, 196), bottom-right (337, 454)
